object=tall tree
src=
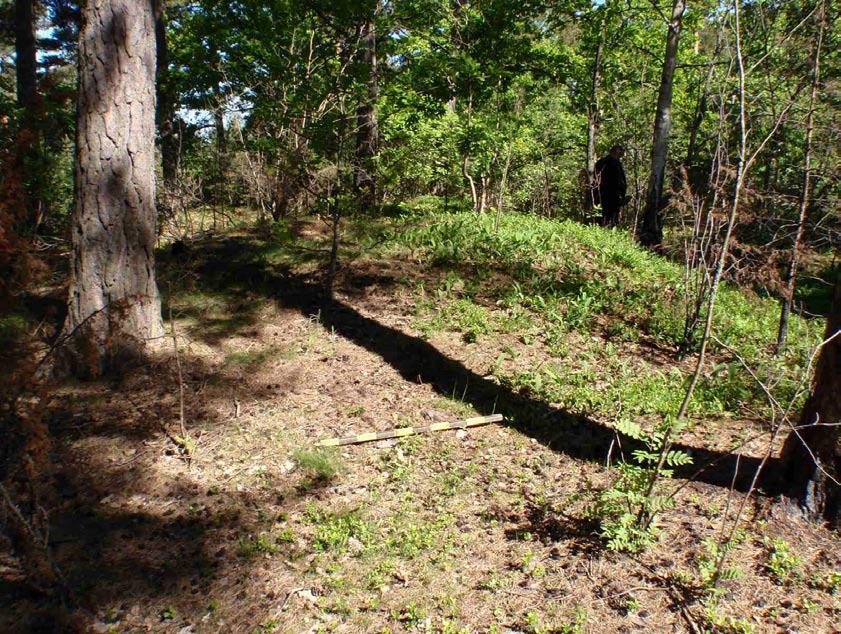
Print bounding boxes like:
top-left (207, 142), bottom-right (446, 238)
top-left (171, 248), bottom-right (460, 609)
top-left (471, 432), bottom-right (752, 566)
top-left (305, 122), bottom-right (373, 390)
top-left (14, 0), bottom-right (37, 112)
top-left (584, 37), bottom-right (602, 208)
top-left (63, 0), bottom-right (163, 372)
top-left (579, 1), bottom-right (625, 213)
top-left (683, 35), bottom-right (718, 176)
top-left (776, 0), bottom-right (826, 353)
top-left (14, 0), bottom-right (41, 229)
top-left (155, 1), bottom-right (178, 187)
top-left (780, 272), bottom-right (841, 527)
top-left (354, 17), bottom-right (379, 209)
top-left (638, 0), bottom-right (687, 248)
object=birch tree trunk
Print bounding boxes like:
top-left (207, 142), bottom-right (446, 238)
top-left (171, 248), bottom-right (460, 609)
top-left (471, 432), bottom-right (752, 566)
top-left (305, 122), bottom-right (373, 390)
top-left (638, 0), bottom-right (687, 248)
top-left (463, 156), bottom-right (479, 213)
top-left (63, 0), bottom-right (163, 374)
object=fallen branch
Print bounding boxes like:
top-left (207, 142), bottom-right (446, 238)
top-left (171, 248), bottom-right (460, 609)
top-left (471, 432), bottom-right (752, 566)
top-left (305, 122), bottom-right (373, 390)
top-left (316, 414), bottom-right (503, 447)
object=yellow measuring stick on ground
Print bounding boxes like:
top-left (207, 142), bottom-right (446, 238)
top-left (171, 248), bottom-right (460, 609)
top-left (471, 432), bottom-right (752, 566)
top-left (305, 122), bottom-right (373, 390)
top-left (316, 414), bottom-right (504, 447)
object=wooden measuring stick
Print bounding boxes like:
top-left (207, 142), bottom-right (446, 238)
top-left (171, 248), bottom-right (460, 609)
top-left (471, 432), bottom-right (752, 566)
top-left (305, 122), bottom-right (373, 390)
top-left (316, 414), bottom-right (503, 447)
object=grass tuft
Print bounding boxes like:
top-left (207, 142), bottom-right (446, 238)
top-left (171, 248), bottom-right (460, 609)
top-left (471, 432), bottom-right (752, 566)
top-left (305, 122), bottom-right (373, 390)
top-left (292, 448), bottom-right (344, 482)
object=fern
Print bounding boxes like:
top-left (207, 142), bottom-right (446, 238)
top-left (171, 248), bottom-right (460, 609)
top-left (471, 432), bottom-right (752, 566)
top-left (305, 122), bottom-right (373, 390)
top-left (590, 416), bottom-right (692, 553)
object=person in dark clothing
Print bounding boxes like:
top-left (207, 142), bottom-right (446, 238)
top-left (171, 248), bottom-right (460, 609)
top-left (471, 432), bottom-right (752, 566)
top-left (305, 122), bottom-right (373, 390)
top-left (594, 146), bottom-right (628, 228)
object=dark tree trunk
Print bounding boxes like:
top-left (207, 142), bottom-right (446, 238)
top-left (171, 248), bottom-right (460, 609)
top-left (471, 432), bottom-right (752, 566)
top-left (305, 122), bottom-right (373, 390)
top-left (780, 273), bottom-right (841, 527)
top-left (684, 48), bottom-right (717, 176)
top-left (638, 0), bottom-right (687, 248)
top-left (354, 19), bottom-right (379, 210)
top-left (15, 0), bottom-right (42, 229)
top-left (585, 39), bottom-right (603, 211)
top-left (215, 106), bottom-right (226, 157)
top-left (214, 103), bottom-right (227, 196)
top-left (63, 0), bottom-right (163, 373)
top-left (155, 2), bottom-right (178, 187)
top-left (777, 1), bottom-right (825, 354)
top-left (15, 0), bottom-right (37, 112)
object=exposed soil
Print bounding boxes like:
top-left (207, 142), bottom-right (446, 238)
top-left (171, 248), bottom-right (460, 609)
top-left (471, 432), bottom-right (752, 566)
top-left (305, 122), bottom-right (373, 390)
top-left (1, 221), bottom-right (839, 634)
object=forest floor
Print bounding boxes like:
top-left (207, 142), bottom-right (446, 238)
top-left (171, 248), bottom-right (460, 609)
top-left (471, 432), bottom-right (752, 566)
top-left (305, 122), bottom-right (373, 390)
top-left (1, 206), bottom-right (839, 633)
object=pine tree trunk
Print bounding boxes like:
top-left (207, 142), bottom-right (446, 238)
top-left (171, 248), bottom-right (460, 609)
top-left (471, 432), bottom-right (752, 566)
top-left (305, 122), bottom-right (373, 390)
top-left (155, 2), bottom-right (178, 187)
top-left (14, 0), bottom-right (37, 112)
top-left (63, 0), bottom-right (163, 374)
top-left (780, 273), bottom-right (841, 527)
top-left (354, 19), bottom-right (379, 209)
top-left (15, 0), bottom-right (42, 229)
top-left (638, 0), bottom-right (687, 248)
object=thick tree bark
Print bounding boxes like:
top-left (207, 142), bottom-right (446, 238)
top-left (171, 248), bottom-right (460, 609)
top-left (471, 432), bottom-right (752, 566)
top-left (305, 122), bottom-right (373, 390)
top-left (63, 0), bottom-right (163, 373)
top-left (780, 274), bottom-right (841, 527)
top-left (354, 19), bottom-right (379, 209)
top-left (638, 0), bottom-right (687, 248)
top-left (777, 1), bottom-right (825, 354)
top-left (155, 2), bottom-right (178, 187)
top-left (15, 0), bottom-right (37, 112)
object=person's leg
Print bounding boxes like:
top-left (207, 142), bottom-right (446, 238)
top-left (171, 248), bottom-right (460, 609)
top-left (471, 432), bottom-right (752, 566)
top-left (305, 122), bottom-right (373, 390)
top-left (602, 199), bottom-right (619, 227)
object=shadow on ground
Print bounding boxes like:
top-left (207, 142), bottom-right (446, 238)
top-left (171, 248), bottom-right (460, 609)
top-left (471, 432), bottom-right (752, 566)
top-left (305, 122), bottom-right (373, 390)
top-left (2, 227), bottom-right (788, 631)
top-left (182, 231), bottom-right (783, 495)
top-left (1, 344), bottom-right (318, 632)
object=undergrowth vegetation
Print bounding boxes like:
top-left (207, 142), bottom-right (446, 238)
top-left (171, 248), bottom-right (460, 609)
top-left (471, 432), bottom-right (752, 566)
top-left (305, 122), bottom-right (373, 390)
top-left (589, 416), bottom-right (692, 552)
top-left (5, 207), bottom-right (835, 632)
top-left (376, 204), bottom-right (825, 554)
top-left (383, 203), bottom-right (821, 423)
